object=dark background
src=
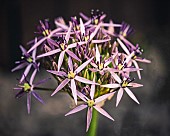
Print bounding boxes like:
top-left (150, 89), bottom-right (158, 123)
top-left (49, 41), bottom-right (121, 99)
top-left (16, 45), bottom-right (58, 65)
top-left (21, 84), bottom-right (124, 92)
top-left (0, 0), bottom-right (170, 136)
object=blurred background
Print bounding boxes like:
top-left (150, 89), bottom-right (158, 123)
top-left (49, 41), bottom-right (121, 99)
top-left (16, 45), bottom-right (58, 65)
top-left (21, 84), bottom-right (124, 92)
top-left (0, 0), bottom-right (170, 136)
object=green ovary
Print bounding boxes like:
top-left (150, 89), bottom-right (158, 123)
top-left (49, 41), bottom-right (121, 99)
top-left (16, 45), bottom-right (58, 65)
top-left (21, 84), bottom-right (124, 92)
top-left (87, 100), bottom-right (95, 107)
top-left (23, 83), bottom-right (31, 92)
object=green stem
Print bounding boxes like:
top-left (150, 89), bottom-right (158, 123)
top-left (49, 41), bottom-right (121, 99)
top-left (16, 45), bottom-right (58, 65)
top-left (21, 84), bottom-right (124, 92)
top-left (87, 109), bottom-right (98, 136)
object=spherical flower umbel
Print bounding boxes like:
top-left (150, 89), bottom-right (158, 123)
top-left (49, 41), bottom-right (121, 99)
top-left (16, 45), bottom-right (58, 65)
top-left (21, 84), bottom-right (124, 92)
top-left (12, 10), bottom-right (150, 132)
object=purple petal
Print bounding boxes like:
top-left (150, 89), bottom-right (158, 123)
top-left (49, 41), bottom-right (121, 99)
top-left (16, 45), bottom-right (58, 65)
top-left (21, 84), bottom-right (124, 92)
top-left (79, 12), bottom-right (89, 21)
top-left (67, 41), bottom-right (86, 49)
top-left (90, 23), bottom-right (101, 40)
top-left (80, 18), bottom-right (85, 36)
top-left (11, 62), bottom-right (27, 72)
top-left (110, 72), bottom-right (122, 83)
top-left (32, 91), bottom-right (44, 104)
top-left (124, 51), bottom-right (135, 64)
top-left (20, 45), bottom-right (29, 56)
top-left (117, 38), bottom-right (130, 55)
top-left (30, 67), bottom-right (38, 85)
top-left (68, 57), bottom-right (73, 71)
top-left (20, 64), bottom-right (32, 83)
top-left (47, 70), bottom-right (67, 77)
top-left (89, 68), bottom-right (99, 73)
top-left (15, 90), bottom-right (25, 98)
top-left (27, 37), bottom-right (47, 53)
top-left (65, 22), bottom-right (72, 43)
top-left (135, 58), bottom-right (151, 63)
top-left (34, 77), bottom-right (51, 86)
top-left (75, 76), bottom-right (98, 85)
top-left (55, 20), bottom-right (68, 30)
top-left (32, 39), bottom-right (37, 60)
top-left (66, 50), bottom-right (81, 62)
top-left (132, 60), bottom-right (141, 79)
top-left (51, 78), bottom-right (70, 96)
top-left (37, 48), bottom-right (61, 58)
top-left (90, 76), bottom-right (96, 100)
top-left (58, 51), bottom-right (65, 71)
top-left (92, 38), bottom-right (111, 44)
top-left (116, 88), bottom-right (124, 107)
top-left (101, 22), bottom-right (122, 27)
top-left (65, 104), bottom-right (87, 116)
top-left (95, 45), bottom-right (100, 63)
top-left (101, 84), bottom-right (120, 89)
top-left (27, 92), bottom-right (31, 114)
top-left (123, 68), bottom-right (142, 72)
top-left (93, 105), bottom-right (114, 121)
top-left (128, 83), bottom-right (143, 88)
top-left (124, 87), bottom-right (140, 104)
top-left (71, 79), bottom-right (77, 105)
top-left (75, 57), bottom-right (94, 74)
top-left (86, 107), bottom-right (93, 132)
top-left (95, 92), bottom-right (115, 104)
top-left (77, 91), bottom-right (89, 102)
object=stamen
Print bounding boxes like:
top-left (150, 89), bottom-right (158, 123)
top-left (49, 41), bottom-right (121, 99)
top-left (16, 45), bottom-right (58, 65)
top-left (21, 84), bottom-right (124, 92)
top-left (68, 71), bottom-right (76, 79)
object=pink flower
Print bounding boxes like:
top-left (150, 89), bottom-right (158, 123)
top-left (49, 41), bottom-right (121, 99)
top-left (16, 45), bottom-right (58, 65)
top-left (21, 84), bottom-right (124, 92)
top-left (47, 57), bottom-right (98, 104)
top-left (101, 72), bottom-right (143, 106)
top-left (65, 77), bottom-right (114, 132)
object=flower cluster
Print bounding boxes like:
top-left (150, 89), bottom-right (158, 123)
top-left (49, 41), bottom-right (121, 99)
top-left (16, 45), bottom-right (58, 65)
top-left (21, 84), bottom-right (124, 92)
top-left (12, 10), bottom-right (150, 131)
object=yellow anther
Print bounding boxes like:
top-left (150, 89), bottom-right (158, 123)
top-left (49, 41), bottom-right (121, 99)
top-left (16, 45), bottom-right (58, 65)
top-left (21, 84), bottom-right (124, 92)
top-left (94, 19), bottom-right (99, 25)
top-left (118, 64), bottom-right (123, 70)
top-left (68, 71), bottom-right (76, 79)
top-left (27, 57), bottom-right (33, 63)
top-left (121, 81), bottom-right (129, 88)
top-left (98, 63), bottom-right (104, 70)
top-left (87, 100), bottom-right (95, 107)
top-left (42, 29), bottom-right (50, 36)
top-left (60, 43), bottom-right (65, 50)
top-left (85, 35), bottom-right (89, 41)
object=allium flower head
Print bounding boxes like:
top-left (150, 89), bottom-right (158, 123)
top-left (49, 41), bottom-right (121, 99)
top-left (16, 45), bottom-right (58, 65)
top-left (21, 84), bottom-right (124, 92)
top-left (12, 10), bottom-right (150, 131)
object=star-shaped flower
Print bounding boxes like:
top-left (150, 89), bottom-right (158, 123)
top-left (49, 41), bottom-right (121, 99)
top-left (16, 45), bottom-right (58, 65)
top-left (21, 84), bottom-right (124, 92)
top-left (89, 45), bottom-right (113, 75)
top-left (14, 66), bottom-right (49, 114)
top-left (12, 38), bottom-right (39, 83)
top-left (65, 76), bottom-right (114, 132)
top-left (47, 57), bottom-right (98, 104)
top-left (117, 38), bottom-right (151, 79)
top-left (101, 72), bottom-right (143, 106)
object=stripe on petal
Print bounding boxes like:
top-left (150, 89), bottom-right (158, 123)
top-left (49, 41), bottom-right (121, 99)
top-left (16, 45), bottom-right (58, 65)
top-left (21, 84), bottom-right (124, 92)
top-left (75, 57), bottom-right (94, 74)
top-left (75, 76), bottom-right (98, 85)
top-left (133, 60), bottom-right (141, 79)
top-left (65, 104), bottom-right (87, 116)
top-left (86, 107), bottom-right (93, 132)
top-left (71, 79), bottom-right (77, 105)
top-left (117, 38), bottom-right (130, 55)
top-left (37, 48), bottom-right (61, 58)
top-left (27, 37), bottom-right (47, 53)
top-left (124, 87), bottom-right (140, 104)
top-left (95, 92), bottom-right (115, 104)
top-left (27, 93), bottom-right (31, 114)
top-left (116, 88), bottom-right (124, 107)
top-left (51, 78), bottom-right (70, 96)
top-left (94, 105), bottom-right (114, 121)
top-left (20, 64), bottom-right (32, 83)
top-left (58, 51), bottom-right (65, 71)
top-left (90, 76), bottom-right (96, 100)
top-left (66, 50), bottom-right (81, 62)
top-left (101, 84), bottom-right (120, 89)
top-left (32, 91), bottom-right (44, 104)
top-left (47, 70), bottom-right (67, 77)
